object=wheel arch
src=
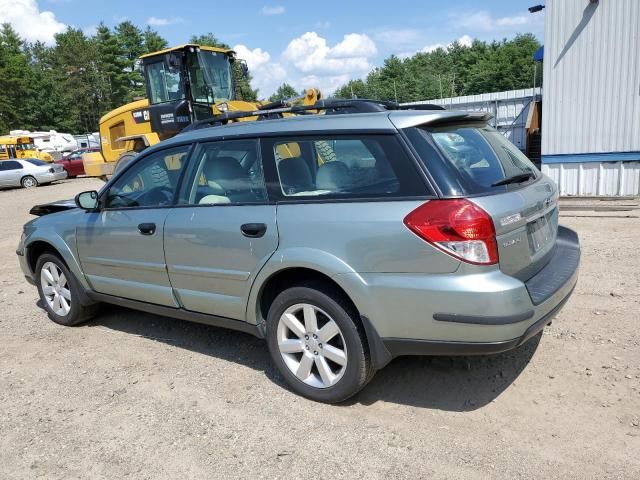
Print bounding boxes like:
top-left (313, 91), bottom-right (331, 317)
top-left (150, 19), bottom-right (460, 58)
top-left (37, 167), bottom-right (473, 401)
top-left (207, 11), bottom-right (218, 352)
top-left (249, 265), bottom-right (393, 370)
top-left (25, 234), bottom-right (90, 291)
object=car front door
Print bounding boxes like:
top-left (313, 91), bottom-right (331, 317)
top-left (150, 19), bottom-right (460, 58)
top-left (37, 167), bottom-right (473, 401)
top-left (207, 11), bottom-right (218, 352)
top-left (164, 139), bottom-right (278, 320)
top-left (1, 160), bottom-right (25, 186)
top-left (75, 145), bottom-right (191, 306)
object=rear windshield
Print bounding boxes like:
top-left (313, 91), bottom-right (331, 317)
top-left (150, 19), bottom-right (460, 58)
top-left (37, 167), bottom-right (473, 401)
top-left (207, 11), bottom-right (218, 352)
top-left (25, 159), bottom-right (47, 166)
top-left (405, 123), bottom-right (540, 195)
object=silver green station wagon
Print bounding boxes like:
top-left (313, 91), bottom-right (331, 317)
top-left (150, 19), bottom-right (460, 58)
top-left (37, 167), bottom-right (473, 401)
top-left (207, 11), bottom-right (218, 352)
top-left (17, 101), bottom-right (580, 403)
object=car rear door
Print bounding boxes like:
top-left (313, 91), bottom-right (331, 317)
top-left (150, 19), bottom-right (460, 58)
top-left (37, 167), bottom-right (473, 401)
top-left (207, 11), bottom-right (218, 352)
top-left (164, 139), bottom-right (278, 320)
top-left (75, 145), bottom-right (191, 306)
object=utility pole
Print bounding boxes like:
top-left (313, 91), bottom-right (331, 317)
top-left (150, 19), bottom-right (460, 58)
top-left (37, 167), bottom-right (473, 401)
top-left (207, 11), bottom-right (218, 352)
top-left (438, 74), bottom-right (443, 99)
top-left (393, 79), bottom-right (398, 103)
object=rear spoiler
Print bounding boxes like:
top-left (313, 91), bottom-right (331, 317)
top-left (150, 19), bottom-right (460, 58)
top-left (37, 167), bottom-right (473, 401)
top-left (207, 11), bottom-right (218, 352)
top-left (389, 111), bottom-right (493, 129)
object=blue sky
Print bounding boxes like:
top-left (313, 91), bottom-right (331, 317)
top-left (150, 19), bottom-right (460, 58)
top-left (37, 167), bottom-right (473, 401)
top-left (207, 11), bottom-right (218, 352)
top-left (5, 0), bottom-right (545, 96)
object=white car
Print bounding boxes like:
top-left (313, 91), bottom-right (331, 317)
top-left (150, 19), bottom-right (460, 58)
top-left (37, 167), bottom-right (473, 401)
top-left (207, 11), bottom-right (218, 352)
top-left (0, 159), bottom-right (67, 189)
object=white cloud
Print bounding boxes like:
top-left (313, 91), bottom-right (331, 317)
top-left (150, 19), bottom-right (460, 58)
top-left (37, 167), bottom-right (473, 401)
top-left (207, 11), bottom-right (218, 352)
top-left (418, 35), bottom-right (473, 55)
top-left (261, 5), bottom-right (285, 16)
top-left (233, 44), bottom-right (287, 97)
top-left (0, 0), bottom-right (66, 44)
top-left (283, 32), bottom-right (376, 74)
top-left (455, 10), bottom-right (535, 32)
top-left (496, 15), bottom-right (530, 27)
top-left (147, 16), bottom-right (183, 27)
top-left (374, 29), bottom-right (423, 48)
top-left (235, 32), bottom-right (377, 98)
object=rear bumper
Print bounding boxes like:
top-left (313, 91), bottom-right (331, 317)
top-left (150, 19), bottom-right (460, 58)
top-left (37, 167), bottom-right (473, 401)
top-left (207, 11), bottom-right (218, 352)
top-left (382, 284), bottom-right (574, 358)
top-left (36, 171), bottom-right (67, 183)
top-left (344, 227), bottom-right (580, 364)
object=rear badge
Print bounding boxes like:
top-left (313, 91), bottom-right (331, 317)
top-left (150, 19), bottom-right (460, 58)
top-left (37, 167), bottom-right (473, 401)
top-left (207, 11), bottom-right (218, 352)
top-left (500, 213), bottom-right (522, 227)
top-left (502, 237), bottom-right (522, 248)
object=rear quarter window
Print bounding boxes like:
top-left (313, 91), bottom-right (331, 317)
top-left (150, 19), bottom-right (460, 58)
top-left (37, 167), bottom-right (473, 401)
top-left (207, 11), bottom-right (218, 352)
top-left (405, 124), bottom-right (540, 196)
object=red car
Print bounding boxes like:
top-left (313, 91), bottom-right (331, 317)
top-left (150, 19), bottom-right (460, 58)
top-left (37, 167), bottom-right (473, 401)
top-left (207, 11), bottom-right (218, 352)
top-left (54, 148), bottom-right (99, 178)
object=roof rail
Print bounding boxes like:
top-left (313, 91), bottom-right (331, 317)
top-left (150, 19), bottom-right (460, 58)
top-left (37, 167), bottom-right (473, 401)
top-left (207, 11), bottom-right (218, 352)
top-left (180, 99), bottom-right (446, 133)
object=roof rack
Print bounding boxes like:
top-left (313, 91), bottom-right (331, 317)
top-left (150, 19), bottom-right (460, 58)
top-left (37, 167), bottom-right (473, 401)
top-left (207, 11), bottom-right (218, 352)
top-left (180, 99), bottom-right (446, 133)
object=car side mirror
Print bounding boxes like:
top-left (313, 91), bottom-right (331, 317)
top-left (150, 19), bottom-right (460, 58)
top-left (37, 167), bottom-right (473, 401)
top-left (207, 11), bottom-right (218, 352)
top-left (75, 190), bottom-right (99, 210)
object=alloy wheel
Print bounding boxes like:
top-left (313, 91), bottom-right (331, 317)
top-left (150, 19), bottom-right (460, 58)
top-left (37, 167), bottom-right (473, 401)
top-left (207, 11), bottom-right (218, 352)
top-left (40, 261), bottom-right (71, 317)
top-left (277, 303), bottom-right (348, 388)
top-left (22, 177), bottom-right (37, 188)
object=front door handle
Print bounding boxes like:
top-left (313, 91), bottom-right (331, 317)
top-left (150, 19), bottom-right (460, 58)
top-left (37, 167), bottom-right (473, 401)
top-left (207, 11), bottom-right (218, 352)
top-left (138, 223), bottom-right (156, 235)
top-left (241, 223), bottom-right (267, 238)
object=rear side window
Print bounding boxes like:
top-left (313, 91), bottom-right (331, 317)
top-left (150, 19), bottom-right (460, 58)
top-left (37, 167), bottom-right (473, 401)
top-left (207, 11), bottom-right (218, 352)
top-left (405, 124), bottom-right (540, 195)
top-left (266, 135), bottom-right (429, 200)
top-left (25, 159), bottom-right (47, 166)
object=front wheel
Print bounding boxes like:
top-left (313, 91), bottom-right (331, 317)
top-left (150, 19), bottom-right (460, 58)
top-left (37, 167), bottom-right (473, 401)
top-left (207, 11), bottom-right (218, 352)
top-left (36, 253), bottom-right (98, 326)
top-left (266, 285), bottom-right (372, 403)
top-left (21, 176), bottom-right (38, 188)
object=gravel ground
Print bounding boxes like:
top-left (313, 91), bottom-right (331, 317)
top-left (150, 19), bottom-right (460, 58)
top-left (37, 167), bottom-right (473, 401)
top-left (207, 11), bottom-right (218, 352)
top-left (1, 178), bottom-right (639, 479)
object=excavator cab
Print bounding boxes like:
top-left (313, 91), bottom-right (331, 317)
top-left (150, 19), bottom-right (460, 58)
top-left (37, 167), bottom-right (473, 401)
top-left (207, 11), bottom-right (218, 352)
top-left (141, 44), bottom-right (240, 138)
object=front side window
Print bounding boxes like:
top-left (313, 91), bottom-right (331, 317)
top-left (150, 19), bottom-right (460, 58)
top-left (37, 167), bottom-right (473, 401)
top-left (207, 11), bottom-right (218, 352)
top-left (105, 146), bottom-right (190, 208)
top-left (5, 161), bottom-right (23, 170)
top-left (269, 135), bottom-right (428, 199)
top-left (182, 139), bottom-right (267, 205)
top-left (17, 143), bottom-right (37, 151)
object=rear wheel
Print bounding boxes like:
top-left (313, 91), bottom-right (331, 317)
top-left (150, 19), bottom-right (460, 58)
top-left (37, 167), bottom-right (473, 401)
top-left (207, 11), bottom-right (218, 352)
top-left (21, 176), bottom-right (38, 188)
top-left (266, 285), bottom-right (372, 403)
top-left (36, 253), bottom-right (98, 326)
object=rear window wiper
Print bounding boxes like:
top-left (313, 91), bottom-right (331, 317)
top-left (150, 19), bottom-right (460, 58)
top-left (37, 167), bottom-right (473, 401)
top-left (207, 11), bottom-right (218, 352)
top-left (491, 171), bottom-right (535, 187)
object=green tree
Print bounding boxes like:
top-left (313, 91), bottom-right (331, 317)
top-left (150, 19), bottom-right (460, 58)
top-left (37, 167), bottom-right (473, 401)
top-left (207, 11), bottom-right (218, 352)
top-left (116, 21), bottom-right (145, 101)
top-left (24, 41), bottom-right (66, 131)
top-left (269, 83), bottom-right (298, 102)
top-left (0, 23), bottom-right (31, 133)
top-left (51, 27), bottom-right (102, 132)
top-left (143, 27), bottom-right (168, 54)
top-left (334, 34), bottom-right (541, 101)
top-left (94, 23), bottom-right (129, 111)
top-left (190, 32), bottom-right (258, 101)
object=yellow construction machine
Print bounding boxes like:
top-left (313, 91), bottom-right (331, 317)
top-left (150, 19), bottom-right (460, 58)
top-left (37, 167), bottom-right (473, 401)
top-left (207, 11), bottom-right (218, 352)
top-left (84, 44), bottom-right (321, 177)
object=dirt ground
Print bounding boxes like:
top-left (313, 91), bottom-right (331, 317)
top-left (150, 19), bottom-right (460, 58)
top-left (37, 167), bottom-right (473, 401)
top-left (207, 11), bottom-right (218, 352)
top-left (1, 178), bottom-right (638, 479)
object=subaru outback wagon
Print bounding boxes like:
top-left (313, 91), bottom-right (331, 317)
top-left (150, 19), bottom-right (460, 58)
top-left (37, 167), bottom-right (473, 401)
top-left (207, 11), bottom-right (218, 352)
top-left (17, 102), bottom-right (580, 403)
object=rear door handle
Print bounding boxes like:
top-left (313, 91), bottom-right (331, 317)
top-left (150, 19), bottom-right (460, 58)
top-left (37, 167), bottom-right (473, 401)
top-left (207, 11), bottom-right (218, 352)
top-left (241, 223), bottom-right (267, 238)
top-left (138, 223), bottom-right (156, 235)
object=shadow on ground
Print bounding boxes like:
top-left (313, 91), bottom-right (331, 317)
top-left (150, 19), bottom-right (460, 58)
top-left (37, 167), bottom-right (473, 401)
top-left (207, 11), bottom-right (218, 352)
top-left (82, 303), bottom-right (540, 412)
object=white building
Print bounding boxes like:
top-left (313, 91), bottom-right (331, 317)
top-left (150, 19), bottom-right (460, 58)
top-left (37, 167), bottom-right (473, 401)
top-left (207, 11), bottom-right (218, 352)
top-left (540, 0), bottom-right (640, 196)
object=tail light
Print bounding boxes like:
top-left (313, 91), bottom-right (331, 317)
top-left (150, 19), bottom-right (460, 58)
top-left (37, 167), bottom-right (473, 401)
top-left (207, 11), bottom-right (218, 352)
top-left (48, 168), bottom-right (55, 173)
top-left (403, 199), bottom-right (498, 265)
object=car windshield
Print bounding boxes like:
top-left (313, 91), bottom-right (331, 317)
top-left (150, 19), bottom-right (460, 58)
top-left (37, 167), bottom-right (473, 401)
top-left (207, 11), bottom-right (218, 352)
top-left (189, 51), bottom-right (233, 103)
top-left (405, 123), bottom-right (540, 195)
top-left (25, 159), bottom-right (47, 166)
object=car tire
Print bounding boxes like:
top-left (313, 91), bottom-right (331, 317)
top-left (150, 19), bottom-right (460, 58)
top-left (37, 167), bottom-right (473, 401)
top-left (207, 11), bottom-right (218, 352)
top-left (266, 284), bottom-right (373, 403)
top-left (35, 253), bottom-right (98, 326)
top-left (21, 176), bottom-right (38, 188)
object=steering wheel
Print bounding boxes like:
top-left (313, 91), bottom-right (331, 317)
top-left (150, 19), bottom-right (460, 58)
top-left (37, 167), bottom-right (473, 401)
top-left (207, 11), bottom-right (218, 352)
top-left (143, 186), bottom-right (174, 206)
